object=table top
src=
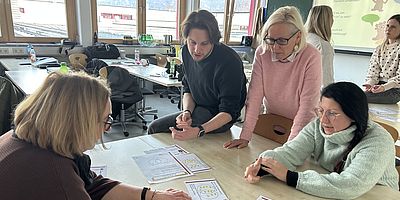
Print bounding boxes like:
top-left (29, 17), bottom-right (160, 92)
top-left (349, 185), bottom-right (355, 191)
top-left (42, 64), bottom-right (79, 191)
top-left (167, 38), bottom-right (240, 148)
top-left (103, 58), bottom-right (182, 87)
top-left (86, 126), bottom-right (400, 200)
top-left (5, 70), bottom-right (48, 95)
top-left (0, 58), bottom-right (43, 71)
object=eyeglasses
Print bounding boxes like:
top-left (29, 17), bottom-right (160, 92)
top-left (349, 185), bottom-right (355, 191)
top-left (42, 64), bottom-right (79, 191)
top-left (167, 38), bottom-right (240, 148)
top-left (103, 115), bottom-right (113, 131)
top-left (264, 30), bottom-right (299, 45)
top-left (314, 107), bottom-right (341, 122)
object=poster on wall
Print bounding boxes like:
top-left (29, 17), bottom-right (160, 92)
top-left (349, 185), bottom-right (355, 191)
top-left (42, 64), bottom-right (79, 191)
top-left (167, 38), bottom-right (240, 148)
top-left (314, 0), bottom-right (400, 52)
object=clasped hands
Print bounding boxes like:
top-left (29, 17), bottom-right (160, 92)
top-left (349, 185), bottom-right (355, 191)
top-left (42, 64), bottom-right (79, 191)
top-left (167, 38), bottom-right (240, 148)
top-left (364, 84), bottom-right (385, 93)
top-left (170, 111), bottom-right (199, 140)
top-left (244, 157), bottom-right (288, 184)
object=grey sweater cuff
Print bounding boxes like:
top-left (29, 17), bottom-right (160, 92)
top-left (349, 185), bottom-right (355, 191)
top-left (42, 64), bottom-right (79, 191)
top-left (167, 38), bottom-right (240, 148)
top-left (286, 170), bottom-right (298, 188)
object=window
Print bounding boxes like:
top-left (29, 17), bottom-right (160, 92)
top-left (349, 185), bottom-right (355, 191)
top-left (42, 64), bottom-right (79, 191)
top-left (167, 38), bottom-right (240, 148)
top-left (95, 0), bottom-right (138, 40)
top-left (0, 0), bottom-right (76, 43)
top-left (146, 0), bottom-right (178, 40)
top-left (92, 0), bottom-right (184, 43)
top-left (230, 0), bottom-right (254, 42)
top-left (199, 0), bottom-right (256, 44)
top-left (199, 0), bottom-right (225, 36)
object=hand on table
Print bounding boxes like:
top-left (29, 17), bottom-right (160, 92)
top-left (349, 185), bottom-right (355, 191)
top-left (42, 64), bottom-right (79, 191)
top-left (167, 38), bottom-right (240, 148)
top-left (244, 157), bottom-right (289, 183)
top-left (170, 125), bottom-right (199, 141)
top-left (153, 188), bottom-right (192, 200)
top-left (223, 139), bottom-right (249, 149)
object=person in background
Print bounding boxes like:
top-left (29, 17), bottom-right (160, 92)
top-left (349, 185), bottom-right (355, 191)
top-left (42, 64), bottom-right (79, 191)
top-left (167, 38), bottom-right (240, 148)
top-left (305, 5), bottom-right (335, 88)
top-left (364, 14), bottom-right (400, 104)
top-left (224, 6), bottom-right (321, 148)
top-left (148, 10), bottom-right (247, 140)
top-left (244, 82), bottom-right (399, 199)
top-left (0, 72), bottom-right (191, 200)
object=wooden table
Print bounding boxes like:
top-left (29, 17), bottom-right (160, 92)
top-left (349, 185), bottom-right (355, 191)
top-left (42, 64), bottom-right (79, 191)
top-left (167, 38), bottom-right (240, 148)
top-left (86, 126), bottom-right (400, 200)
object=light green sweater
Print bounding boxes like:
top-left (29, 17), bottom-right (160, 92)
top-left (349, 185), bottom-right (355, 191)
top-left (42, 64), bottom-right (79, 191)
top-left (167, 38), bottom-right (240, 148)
top-left (259, 119), bottom-right (399, 199)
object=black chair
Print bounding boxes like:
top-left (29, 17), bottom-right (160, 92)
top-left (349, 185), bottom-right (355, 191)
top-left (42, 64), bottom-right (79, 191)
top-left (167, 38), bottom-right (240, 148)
top-left (99, 66), bottom-right (146, 136)
top-left (0, 76), bottom-right (23, 135)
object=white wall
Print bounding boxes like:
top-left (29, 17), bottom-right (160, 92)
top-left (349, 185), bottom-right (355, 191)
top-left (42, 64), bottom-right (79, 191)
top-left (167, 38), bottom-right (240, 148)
top-left (334, 53), bottom-right (370, 87)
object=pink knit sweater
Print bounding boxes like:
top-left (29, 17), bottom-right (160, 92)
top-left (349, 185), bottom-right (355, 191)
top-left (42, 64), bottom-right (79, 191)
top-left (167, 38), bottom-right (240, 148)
top-left (241, 44), bottom-right (321, 141)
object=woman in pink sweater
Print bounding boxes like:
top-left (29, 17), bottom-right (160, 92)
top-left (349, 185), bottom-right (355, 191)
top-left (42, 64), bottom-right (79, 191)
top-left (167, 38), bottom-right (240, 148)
top-left (224, 6), bottom-right (321, 148)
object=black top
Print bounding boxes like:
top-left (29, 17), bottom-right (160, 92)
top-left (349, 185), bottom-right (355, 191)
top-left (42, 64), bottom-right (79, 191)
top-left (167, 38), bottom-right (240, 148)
top-left (181, 43), bottom-right (247, 122)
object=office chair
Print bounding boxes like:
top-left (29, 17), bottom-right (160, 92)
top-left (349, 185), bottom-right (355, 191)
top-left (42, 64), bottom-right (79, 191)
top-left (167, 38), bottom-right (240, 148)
top-left (137, 79), bottom-right (158, 123)
top-left (253, 113), bottom-right (293, 144)
top-left (99, 66), bottom-right (146, 136)
top-left (68, 53), bottom-right (87, 71)
top-left (374, 121), bottom-right (400, 189)
top-left (0, 77), bottom-right (23, 135)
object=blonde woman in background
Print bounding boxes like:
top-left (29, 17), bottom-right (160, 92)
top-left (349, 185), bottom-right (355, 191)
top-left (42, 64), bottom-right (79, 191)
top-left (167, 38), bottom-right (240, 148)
top-left (224, 6), bottom-right (321, 148)
top-left (0, 72), bottom-right (191, 200)
top-left (305, 5), bottom-right (335, 88)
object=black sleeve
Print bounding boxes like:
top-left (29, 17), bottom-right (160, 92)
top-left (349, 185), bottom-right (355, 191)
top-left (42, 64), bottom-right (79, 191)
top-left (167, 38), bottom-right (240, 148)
top-left (286, 170), bottom-right (299, 188)
top-left (74, 154), bottom-right (120, 200)
top-left (216, 54), bottom-right (246, 121)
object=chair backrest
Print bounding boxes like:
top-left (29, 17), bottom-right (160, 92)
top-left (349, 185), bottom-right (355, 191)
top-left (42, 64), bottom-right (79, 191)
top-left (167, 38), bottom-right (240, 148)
top-left (102, 66), bottom-right (143, 104)
top-left (69, 53), bottom-right (88, 70)
top-left (167, 56), bottom-right (182, 65)
top-left (155, 53), bottom-right (167, 67)
top-left (375, 121), bottom-right (399, 142)
top-left (375, 121), bottom-right (400, 189)
top-left (253, 113), bottom-right (293, 144)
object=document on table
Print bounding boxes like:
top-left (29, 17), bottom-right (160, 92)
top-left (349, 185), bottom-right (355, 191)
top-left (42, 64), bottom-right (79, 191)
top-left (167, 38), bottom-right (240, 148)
top-left (91, 165), bottom-right (107, 176)
top-left (185, 179), bottom-right (228, 200)
top-left (174, 153), bottom-right (211, 173)
top-left (133, 152), bottom-right (193, 184)
top-left (256, 195), bottom-right (272, 200)
top-left (144, 144), bottom-right (188, 156)
top-left (369, 107), bottom-right (400, 115)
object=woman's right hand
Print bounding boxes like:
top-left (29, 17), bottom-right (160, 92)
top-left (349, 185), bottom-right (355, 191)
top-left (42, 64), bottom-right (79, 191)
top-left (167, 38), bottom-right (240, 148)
top-left (244, 158), bottom-right (262, 184)
top-left (153, 188), bottom-right (192, 200)
top-left (363, 84), bottom-right (372, 92)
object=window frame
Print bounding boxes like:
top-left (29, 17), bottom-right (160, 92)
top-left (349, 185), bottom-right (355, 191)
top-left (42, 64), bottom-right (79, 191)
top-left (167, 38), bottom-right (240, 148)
top-left (91, 0), bottom-right (186, 44)
top-left (0, 0), bottom-right (77, 43)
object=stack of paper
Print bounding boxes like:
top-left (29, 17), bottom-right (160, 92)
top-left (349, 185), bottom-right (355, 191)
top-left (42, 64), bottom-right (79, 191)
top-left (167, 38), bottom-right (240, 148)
top-left (132, 144), bottom-right (211, 184)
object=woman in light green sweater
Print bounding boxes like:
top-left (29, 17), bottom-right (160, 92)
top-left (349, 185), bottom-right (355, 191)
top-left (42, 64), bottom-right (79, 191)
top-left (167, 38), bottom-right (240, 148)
top-left (244, 82), bottom-right (399, 199)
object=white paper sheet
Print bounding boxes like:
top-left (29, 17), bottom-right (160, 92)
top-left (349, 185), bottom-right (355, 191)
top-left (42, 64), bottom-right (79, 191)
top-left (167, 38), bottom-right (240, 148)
top-left (185, 179), bottom-right (228, 200)
top-left (90, 165), bottom-right (107, 176)
top-left (144, 144), bottom-right (188, 156)
top-left (174, 153), bottom-right (211, 173)
top-left (256, 195), bottom-right (272, 200)
top-left (133, 152), bottom-right (193, 184)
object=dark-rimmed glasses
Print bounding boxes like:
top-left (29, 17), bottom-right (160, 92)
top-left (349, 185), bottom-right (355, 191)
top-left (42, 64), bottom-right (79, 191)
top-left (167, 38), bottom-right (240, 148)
top-left (264, 30), bottom-right (299, 45)
top-left (314, 107), bottom-right (341, 122)
top-left (103, 115), bottom-right (113, 131)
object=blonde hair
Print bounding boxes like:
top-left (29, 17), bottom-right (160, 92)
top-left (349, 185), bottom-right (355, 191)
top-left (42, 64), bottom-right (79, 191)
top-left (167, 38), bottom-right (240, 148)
top-left (13, 72), bottom-right (110, 158)
top-left (305, 5), bottom-right (333, 42)
top-left (261, 6), bottom-right (307, 54)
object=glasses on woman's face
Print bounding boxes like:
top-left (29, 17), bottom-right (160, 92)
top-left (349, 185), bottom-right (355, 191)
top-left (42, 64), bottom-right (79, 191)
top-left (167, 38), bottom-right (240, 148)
top-left (264, 30), bottom-right (299, 45)
top-left (103, 115), bottom-right (113, 131)
top-left (314, 107), bottom-right (341, 122)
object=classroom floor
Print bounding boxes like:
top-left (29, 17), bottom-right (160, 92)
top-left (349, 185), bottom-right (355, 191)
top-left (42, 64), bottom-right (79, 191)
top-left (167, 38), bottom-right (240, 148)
top-left (102, 93), bottom-right (180, 143)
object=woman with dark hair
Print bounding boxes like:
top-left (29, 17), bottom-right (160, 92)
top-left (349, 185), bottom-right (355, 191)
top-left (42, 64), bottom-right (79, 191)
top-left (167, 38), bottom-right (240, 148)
top-left (244, 82), bottom-right (399, 199)
top-left (364, 14), bottom-right (400, 104)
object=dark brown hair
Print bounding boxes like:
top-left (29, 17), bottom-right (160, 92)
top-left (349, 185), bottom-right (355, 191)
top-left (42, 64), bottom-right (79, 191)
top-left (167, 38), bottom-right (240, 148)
top-left (181, 10), bottom-right (221, 44)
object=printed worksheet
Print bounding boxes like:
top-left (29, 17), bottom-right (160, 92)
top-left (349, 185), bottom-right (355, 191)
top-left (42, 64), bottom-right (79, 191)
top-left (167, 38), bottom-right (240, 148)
top-left (256, 195), bottom-right (272, 200)
top-left (369, 107), bottom-right (400, 115)
top-left (175, 153), bottom-right (210, 173)
top-left (91, 165), bottom-right (107, 176)
top-left (185, 179), bottom-right (228, 200)
top-left (133, 152), bottom-right (193, 184)
top-left (144, 144), bottom-right (189, 156)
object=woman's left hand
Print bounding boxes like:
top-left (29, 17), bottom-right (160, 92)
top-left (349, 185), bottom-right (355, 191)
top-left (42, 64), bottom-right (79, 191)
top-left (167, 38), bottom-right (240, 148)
top-left (261, 158), bottom-right (288, 182)
top-left (371, 85), bottom-right (385, 93)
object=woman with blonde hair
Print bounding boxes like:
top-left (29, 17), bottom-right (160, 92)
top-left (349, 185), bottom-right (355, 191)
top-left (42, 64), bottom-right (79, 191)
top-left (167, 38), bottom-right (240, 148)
top-left (305, 5), bottom-right (335, 87)
top-left (364, 14), bottom-right (400, 104)
top-left (0, 72), bottom-right (191, 200)
top-left (224, 6), bottom-right (321, 148)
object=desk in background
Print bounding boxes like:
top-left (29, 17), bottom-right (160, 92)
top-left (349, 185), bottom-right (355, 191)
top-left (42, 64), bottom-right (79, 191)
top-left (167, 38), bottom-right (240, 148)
top-left (86, 126), bottom-right (400, 200)
top-left (5, 70), bottom-right (48, 95)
